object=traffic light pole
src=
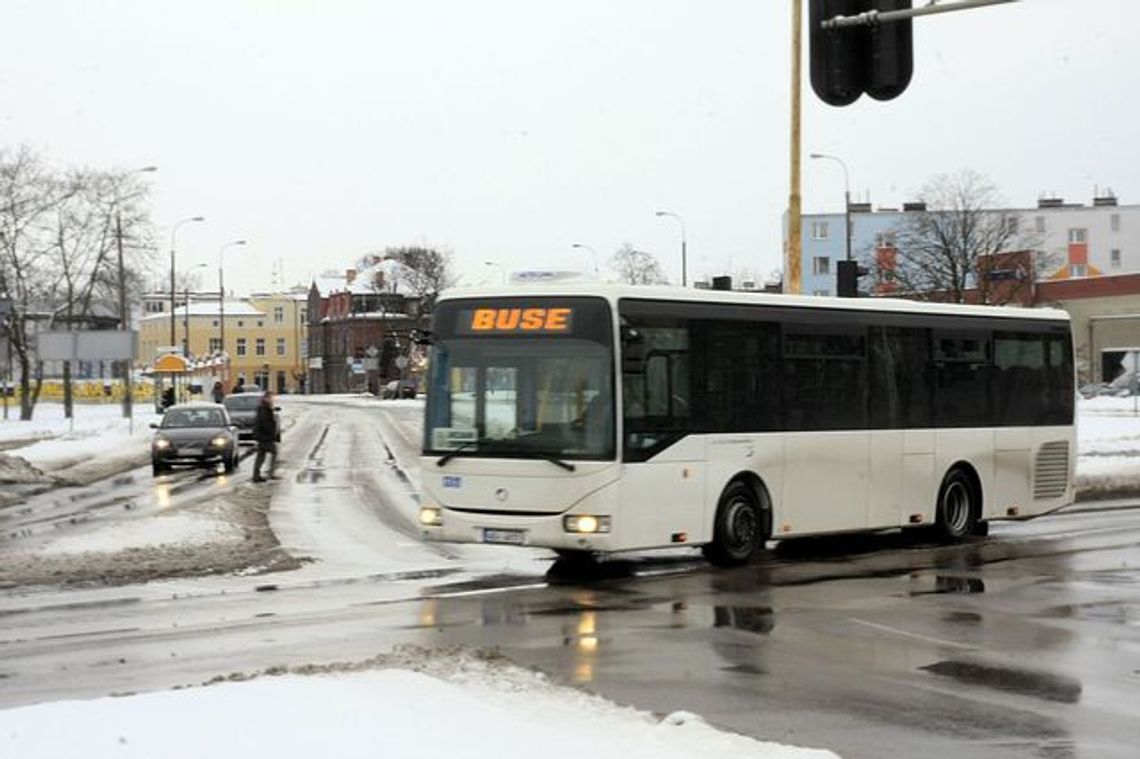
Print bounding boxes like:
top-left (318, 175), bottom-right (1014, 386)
top-left (821, 0), bottom-right (1017, 30)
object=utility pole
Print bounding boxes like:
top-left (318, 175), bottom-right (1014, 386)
top-left (115, 212), bottom-right (134, 430)
top-left (787, 0), bottom-right (804, 294)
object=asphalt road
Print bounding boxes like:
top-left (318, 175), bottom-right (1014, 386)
top-left (1, 399), bottom-right (1137, 759)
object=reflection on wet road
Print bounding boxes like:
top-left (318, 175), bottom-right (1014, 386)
top-left (410, 509), bottom-right (1140, 759)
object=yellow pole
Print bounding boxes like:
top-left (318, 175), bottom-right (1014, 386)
top-left (786, 0), bottom-right (803, 295)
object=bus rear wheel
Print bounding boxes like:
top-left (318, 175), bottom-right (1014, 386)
top-left (703, 481), bottom-right (763, 567)
top-left (936, 468), bottom-right (978, 543)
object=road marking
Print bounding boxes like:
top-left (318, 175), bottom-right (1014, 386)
top-left (849, 618), bottom-right (977, 651)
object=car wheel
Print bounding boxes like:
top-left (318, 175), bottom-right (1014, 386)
top-left (152, 460), bottom-right (167, 477)
top-left (223, 452), bottom-right (236, 474)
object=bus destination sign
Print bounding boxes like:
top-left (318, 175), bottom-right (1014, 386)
top-left (463, 307), bottom-right (574, 335)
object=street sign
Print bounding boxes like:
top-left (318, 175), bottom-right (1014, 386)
top-left (395, 355), bottom-right (408, 370)
top-left (365, 344), bottom-right (380, 358)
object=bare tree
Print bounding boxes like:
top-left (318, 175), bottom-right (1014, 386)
top-left (610, 243), bottom-right (669, 285)
top-left (380, 246), bottom-right (455, 328)
top-left (0, 146), bottom-right (64, 419)
top-left (874, 170), bottom-right (1042, 304)
top-left (0, 147), bottom-right (155, 419)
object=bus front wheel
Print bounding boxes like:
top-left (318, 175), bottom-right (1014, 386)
top-left (936, 468), bottom-right (978, 543)
top-left (703, 481), bottom-right (763, 567)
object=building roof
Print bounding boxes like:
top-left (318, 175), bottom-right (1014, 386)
top-left (140, 301), bottom-right (265, 321)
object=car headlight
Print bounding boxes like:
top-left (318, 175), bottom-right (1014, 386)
top-left (211, 435), bottom-right (229, 447)
top-left (419, 506), bottom-right (443, 526)
top-left (563, 515), bottom-right (611, 534)
top-left (154, 438), bottom-right (171, 450)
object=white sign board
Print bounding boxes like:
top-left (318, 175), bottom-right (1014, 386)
top-left (38, 331), bottom-right (137, 361)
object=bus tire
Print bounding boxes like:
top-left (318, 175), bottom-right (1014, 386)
top-left (703, 480), bottom-right (763, 567)
top-left (935, 467), bottom-right (978, 543)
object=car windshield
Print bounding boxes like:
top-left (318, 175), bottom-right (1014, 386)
top-left (424, 297), bottom-right (615, 461)
top-left (161, 408), bottom-right (227, 428)
top-left (224, 395), bottom-right (262, 411)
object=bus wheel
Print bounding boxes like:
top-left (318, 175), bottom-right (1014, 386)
top-left (703, 481), bottom-right (762, 567)
top-left (936, 468), bottom-right (977, 543)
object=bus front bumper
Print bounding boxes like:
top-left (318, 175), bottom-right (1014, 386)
top-left (418, 505), bottom-right (618, 552)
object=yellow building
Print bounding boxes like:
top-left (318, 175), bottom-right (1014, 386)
top-left (138, 289), bottom-right (308, 394)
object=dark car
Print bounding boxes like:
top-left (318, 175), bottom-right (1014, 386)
top-left (222, 392), bottom-right (281, 443)
top-left (151, 403), bottom-right (240, 475)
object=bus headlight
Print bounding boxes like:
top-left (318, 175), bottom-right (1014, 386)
top-left (563, 515), bottom-right (611, 534)
top-left (419, 506), bottom-right (443, 527)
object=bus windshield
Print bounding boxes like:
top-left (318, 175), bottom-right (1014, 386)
top-left (424, 297), bottom-right (615, 461)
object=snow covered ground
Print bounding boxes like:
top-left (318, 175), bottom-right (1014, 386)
top-left (2, 395), bottom-right (1138, 759)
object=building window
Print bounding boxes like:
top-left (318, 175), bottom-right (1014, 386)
top-left (237, 320), bottom-right (244, 328)
top-left (257, 321), bottom-right (264, 328)
top-left (1035, 216), bottom-right (1045, 233)
top-left (256, 338), bottom-right (266, 356)
top-left (144, 301), bottom-right (165, 314)
top-left (812, 289), bottom-right (831, 297)
top-left (301, 309), bottom-right (307, 323)
top-left (236, 338), bottom-right (247, 357)
top-left (1111, 213), bottom-right (1121, 232)
top-left (274, 306), bottom-right (284, 323)
top-left (276, 338), bottom-right (286, 357)
top-left (810, 221), bottom-right (829, 240)
top-left (1111, 249), bottom-right (1122, 268)
top-left (812, 256), bottom-right (830, 275)
top-left (1006, 215), bottom-right (1019, 235)
top-left (1068, 228), bottom-right (1087, 243)
top-left (208, 337), bottom-right (222, 353)
top-left (1070, 264), bottom-right (1088, 278)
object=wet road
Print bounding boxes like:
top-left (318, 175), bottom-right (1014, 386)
top-left (1, 399), bottom-right (1138, 758)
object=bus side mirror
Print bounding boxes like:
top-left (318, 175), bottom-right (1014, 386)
top-left (621, 325), bottom-right (645, 374)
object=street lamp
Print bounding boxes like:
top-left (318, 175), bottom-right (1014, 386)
top-left (571, 243), bottom-right (599, 276)
top-left (218, 239), bottom-right (247, 382)
top-left (183, 263), bottom-right (208, 358)
top-left (654, 210), bottom-right (687, 286)
top-left (170, 216), bottom-right (206, 349)
top-left (810, 152), bottom-right (852, 262)
top-left (484, 261), bottom-right (506, 285)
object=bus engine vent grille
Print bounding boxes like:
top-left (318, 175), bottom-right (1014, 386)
top-left (1033, 441), bottom-right (1070, 500)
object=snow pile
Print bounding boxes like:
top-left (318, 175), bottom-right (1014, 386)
top-left (0, 453), bottom-right (50, 484)
top-left (1076, 397), bottom-right (1140, 498)
top-left (0, 647), bottom-right (838, 759)
top-left (39, 512), bottom-right (242, 556)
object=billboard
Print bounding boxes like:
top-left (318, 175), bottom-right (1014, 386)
top-left (37, 331), bottom-right (137, 361)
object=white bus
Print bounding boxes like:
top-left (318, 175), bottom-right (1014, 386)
top-left (417, 284), bottom-right (1075, 565)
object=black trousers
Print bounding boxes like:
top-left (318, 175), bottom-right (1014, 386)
top-left (253, 440), bottom-right (277, 477)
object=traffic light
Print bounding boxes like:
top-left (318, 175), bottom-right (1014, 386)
top-left (809, 1), bottom-right (914, 106)
top-left (836, 259), bottom-right (868, 297)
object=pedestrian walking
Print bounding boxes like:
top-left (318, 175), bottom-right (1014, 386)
top-left (212, 380), bottom-right (225, 404)
top-left (251, 390), bottom-right (278, 482)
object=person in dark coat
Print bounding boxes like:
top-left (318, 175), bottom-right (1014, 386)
top-left (211, 380), bottom-right (225, 404)
top-left (252, 391), bottom-right (278, 482)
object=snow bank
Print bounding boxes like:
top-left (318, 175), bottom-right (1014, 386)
top-left (0, 648), bottom-right (837, 759)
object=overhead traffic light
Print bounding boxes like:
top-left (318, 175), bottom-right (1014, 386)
top-left (809, 1), bottom-right (914, 106)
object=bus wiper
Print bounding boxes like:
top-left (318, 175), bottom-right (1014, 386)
top-left (435, 439), bottom-right (576, 472)
top-left (527, 453), bottom-right (576, 472)
top-left (435, 439), bottom-right (481, 467)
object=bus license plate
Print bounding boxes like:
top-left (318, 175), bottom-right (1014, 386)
top-left (483, 528), bottom-right (525, 545)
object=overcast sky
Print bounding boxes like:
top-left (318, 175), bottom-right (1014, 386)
top-left (2, 0), bottom-right (1137, 293)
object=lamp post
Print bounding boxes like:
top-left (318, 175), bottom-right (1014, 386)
top-left (484, 261), bottom-right (506, 285)
top-left (218, 239), bottom-right (247, 384)
top-left (170, 216), bottom-right (206, 349)
top-left (810, 152), bottom-right (852, 263)
top-left (182, 263), bottom-right (208, 360)
top-left (114, 166), bottom-right (157, 426)
top-left (654, 210), bottom-right (687, 286)
top-left (571, 243), bottom-right (599, 276)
